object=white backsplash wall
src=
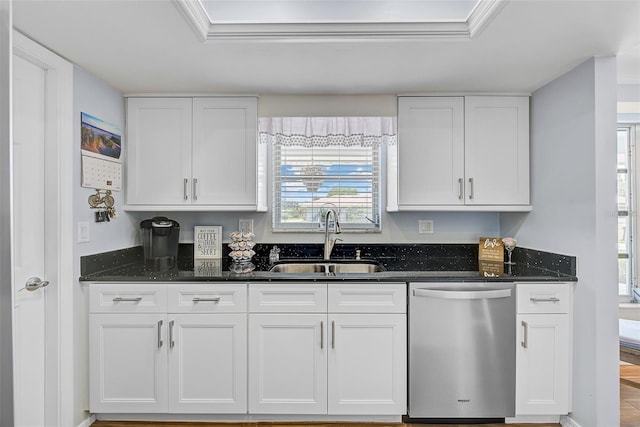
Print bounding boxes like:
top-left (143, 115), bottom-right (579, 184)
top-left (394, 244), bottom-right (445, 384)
top-left (129, 210), bottom-right (500, 245)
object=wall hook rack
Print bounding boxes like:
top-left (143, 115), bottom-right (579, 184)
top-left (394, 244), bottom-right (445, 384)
top-left (88, 189), bottom-right (116, 221)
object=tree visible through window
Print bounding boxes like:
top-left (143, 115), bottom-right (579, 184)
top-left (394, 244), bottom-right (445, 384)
top-left (260, 117), bottom-right (395, 232)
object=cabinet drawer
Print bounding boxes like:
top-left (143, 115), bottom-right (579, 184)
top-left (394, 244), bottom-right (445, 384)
top-left (249, 283), bottom-right (327, 312)
top-left (89, 283), bottom-right (167, 313)
top-left (328, 283), bottom-right (406, 313)
top-left (516, 283), bottom-right (571, 314)
top-left (168, 283), bottom-right (247, 313)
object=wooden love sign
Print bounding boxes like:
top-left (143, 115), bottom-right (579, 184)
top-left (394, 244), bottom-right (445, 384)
top-left (478, 237), bottom-right (504, 262)
top-left (478, 237), bottom-right (504, 276)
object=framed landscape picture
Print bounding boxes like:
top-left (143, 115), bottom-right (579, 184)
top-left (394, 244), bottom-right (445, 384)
top-left (194, 226), bottom-right (222, 259)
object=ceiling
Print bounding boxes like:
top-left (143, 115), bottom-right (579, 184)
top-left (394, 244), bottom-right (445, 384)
top-left (11, 0), bottom-right (640, 95)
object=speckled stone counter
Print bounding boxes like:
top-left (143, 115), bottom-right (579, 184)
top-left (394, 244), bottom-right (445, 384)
top-left (79, 243), bottom-right (577, 283)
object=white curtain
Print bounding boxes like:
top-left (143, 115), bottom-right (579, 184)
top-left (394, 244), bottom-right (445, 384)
top-left (259, 116), bottom-right (396, 147)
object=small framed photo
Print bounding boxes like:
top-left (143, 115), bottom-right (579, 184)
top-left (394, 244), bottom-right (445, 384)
top-left (194, 226), bottom-right (222, 259)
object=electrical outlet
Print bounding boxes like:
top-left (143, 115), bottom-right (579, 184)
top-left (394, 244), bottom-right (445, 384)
top-left (418, 219), bottom-right (434, 234)
top-left (78, 222), bottom-right (90, 243)
top-left (239, 218), bottom-right (254, 233)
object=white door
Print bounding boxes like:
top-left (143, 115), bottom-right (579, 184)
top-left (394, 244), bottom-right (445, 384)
top-left (328, 314), bottom-right (407, 415)
top-left (248, 313), bottom-right (327, 414)
top-left (168, 313), bottom-right (247, 413)
top-left (11, 31), bottom-right (73, 426)
top-left (12, 53), bottom-right (48, 427)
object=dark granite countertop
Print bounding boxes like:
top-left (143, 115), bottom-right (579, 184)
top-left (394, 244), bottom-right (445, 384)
top-left (79, 244), bottom-right (577, 283)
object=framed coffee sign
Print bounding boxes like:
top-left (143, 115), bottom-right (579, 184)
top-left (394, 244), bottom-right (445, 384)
top-left (194, 226), bottom-right (222, 259)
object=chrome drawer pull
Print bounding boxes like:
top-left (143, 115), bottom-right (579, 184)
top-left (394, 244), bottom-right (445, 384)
top-left (331, 320), bottom-right (335, 349)
top-left (157, 320), bottom-right (164, 348)
top-left (169, 320), bottom-right (175, 348)
top-left (458, 178), bottom-right (464, 200)
top-left (183, 178), bottom-right (189, 200)
top-left (320, 321), bottom-right (324, 349)
top-left (192, 297), bottom-right (221, 302)
top-left (112, 297), bottom-right (142, 302)
top-left (521, 320), bottom-right (528, 348)
top-left (530, 297), bottom-right (560, 303)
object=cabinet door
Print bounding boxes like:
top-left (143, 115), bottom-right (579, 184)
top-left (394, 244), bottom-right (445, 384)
top-left (126, 98), bottom-right (192, 205)
top-left (328, 314), bottom-right (406, 415)
top-left (89, 314), bottom-right (168, 413)
top-left (464, 96), bottom-right (530, 205)
top-left (396, 97), bottom-right (465, 207)
top-left (248, 313), bottom-right (327, 414)
top-left (192, 97), bottom-right (257, 208)
top-left (516, 313), bottom-right (570, 415)
top-left (168, 314), bottom-right (247, 413)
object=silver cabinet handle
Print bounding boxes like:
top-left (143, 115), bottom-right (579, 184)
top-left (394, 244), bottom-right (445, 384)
top-left (530, 297), bottom-right (560, 303)
top-left (193, 178), bottom-right (198, 201)
top-left (458, 178), bottom-right (464, 200)
top-left (468, 177), bottom-right (474, 200)
top-left (320, 321), bottom-right (324, 349)
top-left (521, 320), bottom-right (528, 348)
top-left (157, 320), bottom-right (164, 348)
top-left (331, 320), bottom-right (335, 349)
top-left (169, 320), bottom-right (175, 349)
top-left (192, 297), bottom-right (220, 302)
top-left (112, 297), bottom-right (142, 302)
top-left (183, 178), bottom-right (189, 200)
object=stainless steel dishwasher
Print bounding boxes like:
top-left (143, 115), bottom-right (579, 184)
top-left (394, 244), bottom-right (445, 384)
top-left (408, 282), bottom-right (516, 420)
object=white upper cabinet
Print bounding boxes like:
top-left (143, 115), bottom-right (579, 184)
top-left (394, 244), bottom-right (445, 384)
top-left (464, 96), bottom-right (530, 206)
top-left (389, 95), bottom-right (530, 211)
top-left (125, 97), bottom-right (264, 211)
top-left (126, 98), bottom-right (193, 206)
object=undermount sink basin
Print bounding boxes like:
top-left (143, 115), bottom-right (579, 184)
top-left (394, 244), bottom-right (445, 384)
top-left (269, 261), bottom-right (385, 275)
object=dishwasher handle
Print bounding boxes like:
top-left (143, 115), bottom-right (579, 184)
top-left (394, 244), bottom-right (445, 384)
top-left (413, 287), bottom-right (512, 300)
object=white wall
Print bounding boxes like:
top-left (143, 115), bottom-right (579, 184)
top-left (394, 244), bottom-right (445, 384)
top-left (0, 1), bottom-right (13, 425)
top-left (501, 57), bottom-right (619, 426)
top-left (72, 66), bottom-right (134, 426)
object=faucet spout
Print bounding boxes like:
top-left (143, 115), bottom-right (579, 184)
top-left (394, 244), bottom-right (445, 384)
top-left (323, 209), bottom-right (341, 260)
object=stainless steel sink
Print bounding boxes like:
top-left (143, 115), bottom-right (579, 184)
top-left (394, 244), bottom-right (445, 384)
top-left (269, 261), bottom-right (385, 275)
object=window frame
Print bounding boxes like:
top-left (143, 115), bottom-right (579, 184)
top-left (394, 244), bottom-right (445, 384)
top-left (268, 122), bottom-right (385, 234)
top-left (619, 124), bottom-right (639, 301)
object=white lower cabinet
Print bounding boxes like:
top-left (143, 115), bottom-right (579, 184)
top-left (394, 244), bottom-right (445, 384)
top-left (515, 283), bottom-right (572, 416)
top-left (248, 313), bottom-right (327, 414)
top-left (248, 282), bottom-right (406, 416)
top-left (90, 313), bottom-right (168, 413)
top-left (168, 313), bottom-right (247, 413)
top-left (328, 313), bottom-right (406, 415)
top-left (89, 283), bottom-right (247, 414)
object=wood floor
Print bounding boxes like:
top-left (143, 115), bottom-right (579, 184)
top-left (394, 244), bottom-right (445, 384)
top-left (621, 364), bottom-right (640, 427)
top-left (92, 423), bottom-right (559, 427)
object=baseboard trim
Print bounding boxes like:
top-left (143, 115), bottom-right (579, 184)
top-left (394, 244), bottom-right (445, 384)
top-left (77, 414), bottom-right (96, 427)
top-left (560, 415), bottom-right (582, 427)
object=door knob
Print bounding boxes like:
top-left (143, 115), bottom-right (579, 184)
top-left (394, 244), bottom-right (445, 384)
top-left (24, 277), bottom-right (49, 292)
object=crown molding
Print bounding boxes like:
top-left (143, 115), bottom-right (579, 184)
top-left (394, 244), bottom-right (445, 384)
top-left (174, 0), bottom-right (506, 41)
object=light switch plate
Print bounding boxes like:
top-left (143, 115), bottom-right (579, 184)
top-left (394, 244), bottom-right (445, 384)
top-left (78, 222), bottom-right (90, 242)
top-left (418, 220), bottom-right (434, 234)
top-left (239, 218), bottom-right (254, 233)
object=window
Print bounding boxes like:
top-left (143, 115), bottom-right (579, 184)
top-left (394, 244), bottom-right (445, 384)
top-left (619, 125), bottom-right (637, 299)
top-left (260, 117), bottom-right (395, 232)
